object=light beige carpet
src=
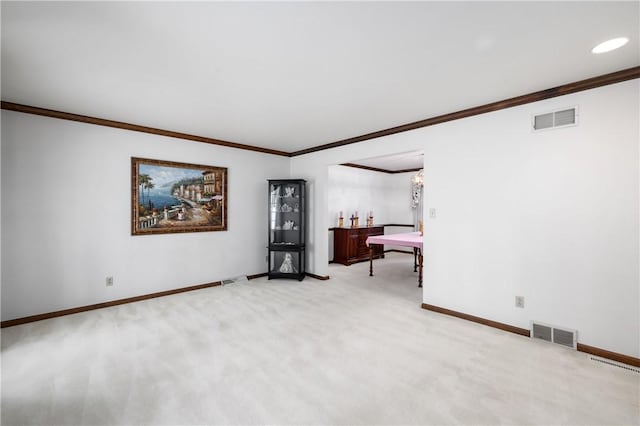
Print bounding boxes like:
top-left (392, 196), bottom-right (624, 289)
top-left (2, 253), bottom-right (638, 425)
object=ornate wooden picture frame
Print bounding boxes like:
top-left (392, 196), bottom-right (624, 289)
top-left (131, 157), bottom-right (227, 235)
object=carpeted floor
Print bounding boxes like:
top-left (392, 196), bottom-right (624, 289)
top-left (2, 253), bottom-right (638, 425)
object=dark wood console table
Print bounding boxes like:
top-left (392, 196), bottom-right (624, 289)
top-left (333, 226), bottom-right (384, 265)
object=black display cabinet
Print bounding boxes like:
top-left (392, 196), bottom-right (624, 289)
top-left (268, 179), bottom-right (306, 281)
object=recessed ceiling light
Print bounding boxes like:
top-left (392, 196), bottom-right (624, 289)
top-left (592, 37), bottom-right (629, 54)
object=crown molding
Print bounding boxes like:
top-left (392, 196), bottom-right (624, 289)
top-left (0, 101), bottom-right (290, 157)
top-left (340, 163), bottom-right (422, 174)
top-left (289, 66), bottom-right (640, 156)
top-left (3, 66), bottom-right (638, 158)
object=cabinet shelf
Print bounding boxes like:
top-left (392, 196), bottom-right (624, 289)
top-left (270, 243), bottom-right (304, 250)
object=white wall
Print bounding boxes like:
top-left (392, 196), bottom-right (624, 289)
top-left (385, 172), bottom-right (419, 226)
top-left (1, 111), bottom-right (289, 321)
top-left (422, 82), bottom-right (639, 358)
top-left (328, 165), bottom-right (414, 226)
top-left (292, 80), bottom-right (640, 358)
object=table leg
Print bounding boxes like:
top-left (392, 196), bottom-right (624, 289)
top-left (418, 249), bottom-right (423, 288)
top-left (369, 246), bottom-right (374, 276)
top-left (413, 247), bottom-right (418, 272)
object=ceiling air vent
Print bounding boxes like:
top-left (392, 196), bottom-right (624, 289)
top-left (532, 107), bottom-right (578, 131)
top-left (531, 321), bottom-right (577, 349)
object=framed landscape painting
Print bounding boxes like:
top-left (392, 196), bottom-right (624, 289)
top-left (131, 157), bottom-right (227, 235)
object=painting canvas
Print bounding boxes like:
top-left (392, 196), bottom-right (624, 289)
top-left (131, 157), bottom-right (227, 235)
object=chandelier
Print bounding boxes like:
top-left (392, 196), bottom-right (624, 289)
top-left (411, 169), bottom-right (423, 208)
top-left (412, 169), bottom-right (424, 187)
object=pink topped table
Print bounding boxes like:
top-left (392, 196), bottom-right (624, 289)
top-left (366, 232), bottom-right (423, 287)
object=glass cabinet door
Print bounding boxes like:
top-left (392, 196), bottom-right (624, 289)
top-left (269, 251), bottom-right (303, 275)
top-left (269, 181), bottom-right (304, 247)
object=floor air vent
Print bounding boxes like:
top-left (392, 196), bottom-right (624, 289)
top-left (221, 276), bottom-right (248, 285)
top-left (589, 356), bottom-right (640, 374)
top-left (531, 321), bottom-right (577, 349)
top-left (533, 107), bottom-right (578, 131)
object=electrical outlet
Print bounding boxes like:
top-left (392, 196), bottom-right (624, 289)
top-left (106, 276), bottom-right (114, 287)
top-left (515, 296), bottom-right (524, 308)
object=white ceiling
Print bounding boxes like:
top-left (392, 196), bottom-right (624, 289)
top-left (2, 2), bottom-right (638, 154)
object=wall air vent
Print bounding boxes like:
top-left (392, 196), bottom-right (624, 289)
top-left (532, 107), bottom-right (578, 131)
top-left (530, 321), bottom-right (577, 349)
